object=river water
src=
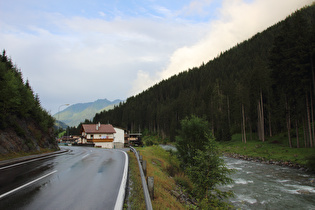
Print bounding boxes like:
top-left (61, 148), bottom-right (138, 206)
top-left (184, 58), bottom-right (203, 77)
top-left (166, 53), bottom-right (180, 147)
top-left (159, 145), bottom-right (315, 209)
top-left (221, 156), bottom-right (315, 209)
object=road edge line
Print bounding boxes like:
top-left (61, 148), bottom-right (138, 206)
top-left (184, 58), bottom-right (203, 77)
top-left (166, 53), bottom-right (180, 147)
top-left (114, 150), bottom-right (129, 210)
top-left (0, 170), bottom-right (58, 199)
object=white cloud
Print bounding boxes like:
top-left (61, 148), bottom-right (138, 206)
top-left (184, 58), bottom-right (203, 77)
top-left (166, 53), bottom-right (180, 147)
top-left (0, 10), bottom-right (209, 114)
top-left (99, 11), bottom-right (106, 17)
top-left (130, 70), bottom-right (157, 96)
top-left (130, 0), bottom-right (314, 96)
top-left (152, 5), bottom-right (173, 18)
top-left (1, 0), bottom-right (313, 114)
top-left (181, 0), bottom-right (214, 17)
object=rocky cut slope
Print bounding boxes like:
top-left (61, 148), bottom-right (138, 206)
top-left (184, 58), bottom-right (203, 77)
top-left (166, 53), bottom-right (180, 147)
top-left (0, 117), bottom-right (59, 155)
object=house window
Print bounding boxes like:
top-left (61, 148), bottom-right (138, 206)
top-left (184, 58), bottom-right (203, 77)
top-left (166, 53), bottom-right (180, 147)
top-left (91, 135), bottom-right (94, 139)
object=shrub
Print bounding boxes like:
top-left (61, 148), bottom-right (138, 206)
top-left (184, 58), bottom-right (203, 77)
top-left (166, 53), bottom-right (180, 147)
top-left (306, 153), bottom-right (315, 171)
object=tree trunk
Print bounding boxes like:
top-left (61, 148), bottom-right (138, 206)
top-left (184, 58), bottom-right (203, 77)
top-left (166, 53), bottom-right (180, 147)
top-left (269, 110), bottom-right (272, 137)
top-left (257, 91), bottom-right (265, 142)
top-left (242, 104), bottom-right (246, 143)
top-left (311, 52), bottom-right (315, 97)
top-left (227, 96), bottom-right (231, 128)
top-left (260, 91), bottom-right (265, 142)
top-left (296, 120), bottom-right (299, 148)
top-left (249, 121), bottom-right (253, 141)
top-left (306, 95), bottom-right (313, 148)
top-left (303, 120), bottom-right (307, 148)
top-left (311, 92), bottom-right (315, 147)
top-left (286, 99), bottom-right (292, 148)
top-left (258, 102), bottom-right (262, 140)
top-left (241, 119), bottom-right (244, 143)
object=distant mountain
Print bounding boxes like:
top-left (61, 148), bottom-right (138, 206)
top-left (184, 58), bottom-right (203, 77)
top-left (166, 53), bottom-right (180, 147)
top-left (54, 99), bottom-right (123, 127)
top-left (54, 120), bottom-right (69, 130)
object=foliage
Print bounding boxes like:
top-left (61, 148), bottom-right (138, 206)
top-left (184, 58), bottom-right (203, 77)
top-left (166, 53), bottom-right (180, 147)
top-left (187, 142), bottom-right (234, 199)
top-left (142, 134), bottom-right (167, 146)
top-left (305, 154), bottom-right (315, 171)
top-left (93, 5), bottom-right (315, 147)
top-left (175, 115), bottom-right (212, 167)
top-left (0, 50), bottom-right (57, 155)
top-left (176, 116), bottom-right (234, 207)
top-left (0, 50), bottom-right (55, 133)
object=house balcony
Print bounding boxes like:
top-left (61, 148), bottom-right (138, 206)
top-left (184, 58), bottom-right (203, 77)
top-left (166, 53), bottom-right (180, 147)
top-left (87, 138), bottom-right (114, 143)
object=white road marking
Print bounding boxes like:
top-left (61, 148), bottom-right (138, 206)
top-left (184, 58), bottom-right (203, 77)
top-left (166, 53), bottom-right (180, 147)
top-left (0, 151), bottom-right (68, 170)
top-left (0, 157), bottom-right (51, 170)
top-left (114, 150), bottom-right (129, 210)
top-left (0, 170), bottom-right (58, 199)
top-left (82, 154), bottom-right (89, 159)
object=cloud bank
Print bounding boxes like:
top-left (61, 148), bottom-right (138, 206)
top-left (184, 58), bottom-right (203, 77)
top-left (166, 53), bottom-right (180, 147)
top-left (0, 0), bottom-right (313, 114)
top-left (130, 0), bottom-right (314, 96)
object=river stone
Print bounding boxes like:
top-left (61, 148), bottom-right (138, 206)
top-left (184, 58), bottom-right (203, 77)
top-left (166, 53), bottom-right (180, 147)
top-left (297, 190), bottom-right (310, 194)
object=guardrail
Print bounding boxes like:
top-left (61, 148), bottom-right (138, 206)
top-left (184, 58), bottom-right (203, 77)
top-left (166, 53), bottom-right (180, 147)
top-left (130, 146), bottom-right (153, 210)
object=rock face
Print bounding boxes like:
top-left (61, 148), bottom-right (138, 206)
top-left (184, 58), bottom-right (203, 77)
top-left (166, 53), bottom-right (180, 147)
top-left (0, 117), bottom-right (59, 155)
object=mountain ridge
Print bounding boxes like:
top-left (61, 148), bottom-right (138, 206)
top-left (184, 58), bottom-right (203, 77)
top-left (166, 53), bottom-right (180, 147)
top-left (54, 98), bottom-right (123, 127)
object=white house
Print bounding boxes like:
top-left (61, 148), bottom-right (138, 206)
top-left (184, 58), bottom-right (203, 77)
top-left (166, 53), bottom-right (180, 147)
top-left (113, 127), bottom-right (125, 149)
top-left (81, 123), bottom-right (116, 148)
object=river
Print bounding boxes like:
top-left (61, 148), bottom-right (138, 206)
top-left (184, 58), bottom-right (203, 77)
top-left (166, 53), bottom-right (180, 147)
top-left (221, 156), bottom-right (315, 209)
top-left (159, 145), bottom-right (315, 209)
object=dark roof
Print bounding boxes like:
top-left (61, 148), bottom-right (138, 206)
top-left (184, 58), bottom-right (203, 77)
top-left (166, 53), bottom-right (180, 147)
top-left (82, 124), bottom-right (116, 134)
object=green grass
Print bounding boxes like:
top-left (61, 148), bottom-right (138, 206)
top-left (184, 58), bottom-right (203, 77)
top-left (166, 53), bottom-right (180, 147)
top-left (127, 151), bottom-right (146, 210)
top-left (219, 133), bottom-right (315, 166)
top-left (128, 146), bottom-right (192, 209)
top-left (142, 135), bottom-right (169, 146)
top-left (58, 131), bottom-right (66, 138)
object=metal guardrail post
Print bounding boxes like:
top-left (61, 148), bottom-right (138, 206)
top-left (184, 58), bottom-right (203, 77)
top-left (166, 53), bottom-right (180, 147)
top-left (130, 146), bottom-right (153, 210)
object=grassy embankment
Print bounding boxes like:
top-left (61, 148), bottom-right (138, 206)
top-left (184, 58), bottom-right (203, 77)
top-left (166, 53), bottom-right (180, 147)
top-left (127, 133), bottom-right (315, 209)
top-left (127, 145), bottom-right (193, 210)
top-left (218, 133), bottom-right (315, 168)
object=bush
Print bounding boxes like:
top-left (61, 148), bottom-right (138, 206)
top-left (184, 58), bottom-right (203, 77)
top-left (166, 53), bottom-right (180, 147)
top-left (176, 115), bottom-right (234, 207)
top-left (306, 153), bottom-right (315, 171)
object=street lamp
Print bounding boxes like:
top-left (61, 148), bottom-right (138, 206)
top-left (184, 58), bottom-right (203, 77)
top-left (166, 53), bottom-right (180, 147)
top-left (57, 104), bottom-right (70, 139)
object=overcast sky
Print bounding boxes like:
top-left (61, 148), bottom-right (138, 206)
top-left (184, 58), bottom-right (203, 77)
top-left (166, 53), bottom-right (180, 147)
top-left (0, 0), bottom-right (313, 114)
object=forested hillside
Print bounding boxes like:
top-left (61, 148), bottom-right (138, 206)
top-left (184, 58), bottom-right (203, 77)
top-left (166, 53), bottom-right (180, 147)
top-left (94, 4), bottom-right (315, 148)
top-left (0, 51), bottom-right (58, 155)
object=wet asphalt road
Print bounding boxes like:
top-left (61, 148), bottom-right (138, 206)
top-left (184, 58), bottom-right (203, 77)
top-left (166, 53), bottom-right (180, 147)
top-left (0, 146), bottom-right (128, 210)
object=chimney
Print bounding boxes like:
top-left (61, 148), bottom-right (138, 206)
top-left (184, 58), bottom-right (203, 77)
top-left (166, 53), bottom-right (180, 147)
top-left (98, 122), bottom-right (101, 127)
top-left (96, 125), bottom-right (99, 130)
